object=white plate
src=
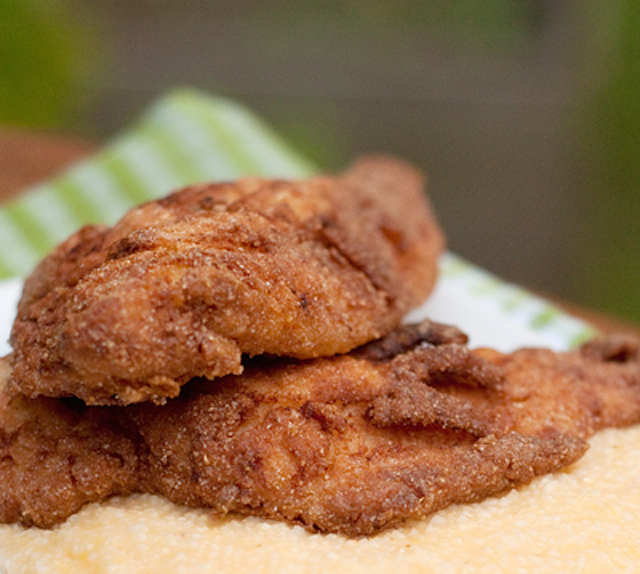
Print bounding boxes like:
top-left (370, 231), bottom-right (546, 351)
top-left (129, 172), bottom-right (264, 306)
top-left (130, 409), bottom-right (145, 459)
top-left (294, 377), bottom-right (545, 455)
top-left (0, 278), bottom-right (23, 357)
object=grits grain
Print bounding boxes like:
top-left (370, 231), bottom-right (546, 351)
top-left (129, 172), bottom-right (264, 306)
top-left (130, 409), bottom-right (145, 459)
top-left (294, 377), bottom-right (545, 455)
top-left (0, 426), bottom-right (638, 574)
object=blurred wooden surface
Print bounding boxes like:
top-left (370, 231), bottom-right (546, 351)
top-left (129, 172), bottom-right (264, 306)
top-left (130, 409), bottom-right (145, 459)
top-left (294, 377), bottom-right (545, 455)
top-left (0, 127), bottom-right (637, 337)
top-left (0, 128), bottom-right (96, 203)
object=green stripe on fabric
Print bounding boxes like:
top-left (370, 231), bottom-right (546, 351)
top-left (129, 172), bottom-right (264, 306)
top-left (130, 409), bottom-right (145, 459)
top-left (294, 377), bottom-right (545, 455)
top-left (171, 91), bottom-right (316, 178)
top-left (53, 176), bottom-right (106, 225)
top-left (502, 290), bottom-right (528, 312)
top-left (136, 123), bottom-right (206, 186)
top-left (209, 97), bottom-right (316, 177)
top-left (0, 225), bottom-right (20, 278)
top-left (0, 213), bottom-right (41, 278)
top-left (175, 95), bottom-right (263, 176)
top-left (18, 186), bottom-right (85, 246)
top-left (65, 163), bottom-right (137, 225)
top-left (530, 307), bottom-right (562, 330)
top-left (2, 202), bottom-right (53, 256)
top-left (569, 329), bottom-right (597, 349)
top-left (0, 257), bottom-right (15, 280)
top-left (178, 95), bottom-right (261, 175)
top-left (98, 150), bottom-right (156, 207)
top-left (143, 96), bottom-right (242, 182)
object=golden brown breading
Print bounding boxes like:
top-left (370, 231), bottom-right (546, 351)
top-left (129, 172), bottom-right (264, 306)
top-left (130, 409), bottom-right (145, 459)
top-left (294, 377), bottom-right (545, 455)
top-left (477, 334), bottom-right (640, 439)
top-left (0, 357), bottom-right (142, 527)
top-left (2, 323), bottom-right (640, 535)
top-left (9, 157), bottom-right (444, 405)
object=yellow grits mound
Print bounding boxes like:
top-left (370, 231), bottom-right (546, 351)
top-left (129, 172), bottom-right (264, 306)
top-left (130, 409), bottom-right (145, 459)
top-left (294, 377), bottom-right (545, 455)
top-left (1, 426), bottom-right (639, 574)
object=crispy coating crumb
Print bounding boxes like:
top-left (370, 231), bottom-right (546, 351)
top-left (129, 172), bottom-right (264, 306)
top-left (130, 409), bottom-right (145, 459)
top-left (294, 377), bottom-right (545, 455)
top-left (9, 157), bottom-right (444, 405)
top-left (0, 358), bottom-right (143, 527)
top-left (2, 323), bottom-right (640, 535)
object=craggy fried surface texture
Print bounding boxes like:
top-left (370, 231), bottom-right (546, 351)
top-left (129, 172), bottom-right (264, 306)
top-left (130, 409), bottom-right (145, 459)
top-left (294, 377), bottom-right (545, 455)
top-left (9, 157), bottom-right (444, 405)
top-left (0, 357), bottom-right (143, 527)
top-left (2, 323), bottom-right (640, 535)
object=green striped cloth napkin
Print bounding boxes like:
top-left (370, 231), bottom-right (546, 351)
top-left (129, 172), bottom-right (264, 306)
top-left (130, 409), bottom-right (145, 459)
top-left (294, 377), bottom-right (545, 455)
top-left (0, 88), bottom-right (594, 350)
top-left (0, 89), bottom-right (314, 279)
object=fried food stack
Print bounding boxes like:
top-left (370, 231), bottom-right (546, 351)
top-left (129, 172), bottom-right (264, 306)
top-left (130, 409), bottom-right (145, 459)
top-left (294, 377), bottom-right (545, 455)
top-left (2, 156), bottom-right (640, 536)
top-left (9, 156), bottom-right (442, 405)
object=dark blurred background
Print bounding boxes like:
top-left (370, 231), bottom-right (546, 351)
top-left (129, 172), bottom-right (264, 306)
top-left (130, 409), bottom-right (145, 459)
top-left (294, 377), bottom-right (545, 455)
top-left (1, 0), bottom-right (639, 323)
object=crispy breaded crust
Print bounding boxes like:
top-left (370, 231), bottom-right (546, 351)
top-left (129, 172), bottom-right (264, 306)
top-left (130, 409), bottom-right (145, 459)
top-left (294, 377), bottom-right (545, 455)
top-left (0, 357), bottom-right (142, 527)
top-left (9, 157), bottom-right (443, 405)
top-left (2, 323), bottom-right (640, 535)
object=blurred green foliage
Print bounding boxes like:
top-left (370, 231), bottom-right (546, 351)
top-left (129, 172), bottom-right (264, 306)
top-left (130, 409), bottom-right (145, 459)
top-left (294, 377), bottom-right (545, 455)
top-left (263, 0), bottom-right (542, 51)
top-left (263, 0), bottom-right (544, 171)
top-left (578, 0), bottom-right (640, 323)
top-left (347, 0), bottom-right (541, 45)
top-left (3, 0), bottom-right (636, 323)
top-left (0, 0), bottom-right (98, 130)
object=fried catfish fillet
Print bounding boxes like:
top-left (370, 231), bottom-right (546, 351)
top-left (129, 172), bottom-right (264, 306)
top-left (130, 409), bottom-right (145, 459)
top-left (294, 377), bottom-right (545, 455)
top-left (0, 357), bottom-right (142, 527)
top-left (2, 323), bottom-right (640, 535)
top-left (9, 157), bottom-right (444, 405)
